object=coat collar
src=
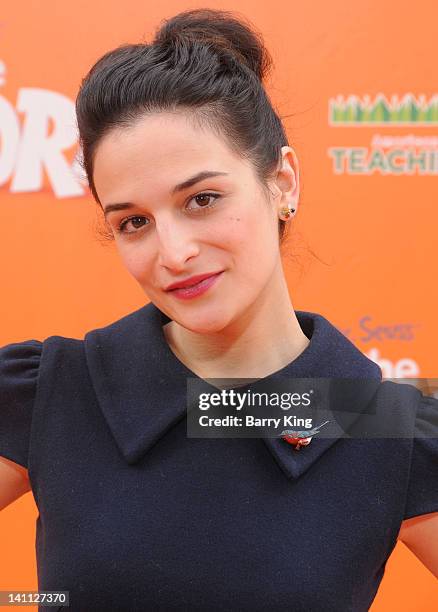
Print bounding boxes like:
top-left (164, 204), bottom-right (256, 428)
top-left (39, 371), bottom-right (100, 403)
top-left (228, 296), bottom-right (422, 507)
top-left (84, 302), bottom-right (382, 480)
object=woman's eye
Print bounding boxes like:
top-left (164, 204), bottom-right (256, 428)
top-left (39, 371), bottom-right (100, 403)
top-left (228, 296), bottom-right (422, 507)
top-left (186, 192), bottom-right (220, 211)
top-left (117, 216), bottom-right (149, 234)
top-left (116, 192), bottom-right (221, 235)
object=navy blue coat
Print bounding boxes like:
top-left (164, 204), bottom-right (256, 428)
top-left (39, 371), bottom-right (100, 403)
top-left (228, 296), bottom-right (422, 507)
top-left (1, 301), bottom-right (437, 611)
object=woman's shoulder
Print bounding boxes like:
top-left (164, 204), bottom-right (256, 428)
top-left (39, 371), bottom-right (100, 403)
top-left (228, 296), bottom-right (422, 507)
top-left (0, 339), bottom-right (43, 391)
top-left (400, 385), bottom-right (438, 521)
top-left (0, 340), bottom-right (43, 469)
top-left (0, 303), bottom-right (156, 383)
top-left (0, 306), bottom-right (149, 469)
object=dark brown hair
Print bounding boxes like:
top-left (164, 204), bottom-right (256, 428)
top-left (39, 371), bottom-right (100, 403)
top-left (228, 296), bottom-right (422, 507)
top-left (76, 8), bottom-right (294, 243)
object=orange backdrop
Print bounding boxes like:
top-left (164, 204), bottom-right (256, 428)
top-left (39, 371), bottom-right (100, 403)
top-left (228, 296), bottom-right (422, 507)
top-left (0, 0), bottom-right (437, 608)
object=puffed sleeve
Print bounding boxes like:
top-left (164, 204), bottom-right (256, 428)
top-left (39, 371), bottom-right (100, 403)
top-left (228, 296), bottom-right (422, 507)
top-left (403, 392), bottom-right (438, 520)
top-left (0, 340), bottom-right (42, 469)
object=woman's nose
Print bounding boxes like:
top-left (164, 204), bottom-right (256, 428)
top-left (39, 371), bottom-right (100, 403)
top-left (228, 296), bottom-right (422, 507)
top-left (155, 220), bottom-right (200, 271)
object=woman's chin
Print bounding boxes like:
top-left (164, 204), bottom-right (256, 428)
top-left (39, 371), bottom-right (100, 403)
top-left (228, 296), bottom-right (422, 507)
top-left (173, 309), bottom-right (230, 335)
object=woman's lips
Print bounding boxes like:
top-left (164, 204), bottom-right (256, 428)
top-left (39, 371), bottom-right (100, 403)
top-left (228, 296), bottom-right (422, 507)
top-left (167, 271), bottom-right (224, 300)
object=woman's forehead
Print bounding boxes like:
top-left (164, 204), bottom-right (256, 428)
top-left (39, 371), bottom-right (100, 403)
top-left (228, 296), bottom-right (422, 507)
top-left (95, 112), bottom-right (231, 166)
top-left (92, 114), bottom-right (247, 203)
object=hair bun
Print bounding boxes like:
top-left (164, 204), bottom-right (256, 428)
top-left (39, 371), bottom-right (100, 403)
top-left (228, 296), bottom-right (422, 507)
top-left (152, 8), bottom-right (272, 82)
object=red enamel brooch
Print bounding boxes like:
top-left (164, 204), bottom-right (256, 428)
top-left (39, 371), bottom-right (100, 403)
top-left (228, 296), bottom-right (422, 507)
top-left (281, 420), bottom-right (331, 451)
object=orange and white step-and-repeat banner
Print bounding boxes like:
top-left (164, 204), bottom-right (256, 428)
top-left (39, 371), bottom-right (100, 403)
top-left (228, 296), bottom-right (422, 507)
top-left (0, 1), bottom-right (437, 609)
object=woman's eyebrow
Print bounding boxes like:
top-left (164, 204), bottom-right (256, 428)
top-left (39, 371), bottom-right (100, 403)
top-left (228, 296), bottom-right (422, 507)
top-left (103, 170), bottom-right (229, 219)
top-left (171, 170), bottom-right (229, 195)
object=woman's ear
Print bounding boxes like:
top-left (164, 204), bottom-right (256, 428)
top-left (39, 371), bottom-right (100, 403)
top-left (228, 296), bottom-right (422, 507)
top-left (270, 146), bottom-right (300, 215)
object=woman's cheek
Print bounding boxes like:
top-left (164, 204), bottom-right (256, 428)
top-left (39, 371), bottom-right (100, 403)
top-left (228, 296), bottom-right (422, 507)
top-left (118, 246), bottom-right (151, 283)
top-left (213, 216), bottom-right (245, 248)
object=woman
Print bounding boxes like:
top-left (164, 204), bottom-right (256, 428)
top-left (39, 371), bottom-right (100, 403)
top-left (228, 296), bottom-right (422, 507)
top-left (1, 8), bottom-right (437, 611)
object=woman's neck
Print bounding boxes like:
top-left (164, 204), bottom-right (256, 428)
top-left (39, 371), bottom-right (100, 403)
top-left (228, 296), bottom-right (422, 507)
top-left (162, 274), bottom-right (310, 380)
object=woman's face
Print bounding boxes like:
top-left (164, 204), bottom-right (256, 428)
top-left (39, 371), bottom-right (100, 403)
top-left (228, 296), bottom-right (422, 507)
top-left (92, 112), bottom-right (298, 333)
